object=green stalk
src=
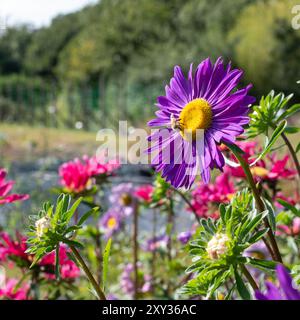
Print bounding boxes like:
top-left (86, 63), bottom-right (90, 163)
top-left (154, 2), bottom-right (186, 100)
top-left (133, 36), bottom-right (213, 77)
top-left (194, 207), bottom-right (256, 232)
top-left (240, 264), bottom-right (258, 291)
top-left (281, 132), bottom-right (300, 182)
top-left (170, 186), bottom-right (200, 223)
top-left (132, 202), bottom-right (139, 300)
top-left (227, 143), bottom-right (282, 263)
top-left (70, 245), bottom-right (106, 300)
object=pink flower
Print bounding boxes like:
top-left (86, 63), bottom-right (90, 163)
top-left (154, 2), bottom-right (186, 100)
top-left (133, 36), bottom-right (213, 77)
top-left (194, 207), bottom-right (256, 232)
top-left (0, 169), bottom-right (29, 205)
top-left (267, 155), bottom-right (296, 180)
top-left (59, 155), bottom-right (120, 193)
top-left (39, 245), bottom-right (80, 279)
top-left (83, 154), bottom-right (120, 177)
top-left (134, 184), bottom-right (154, 204)
top-left (0, 233), bottom-right (80, 280)
top-left (0, 232), bottom-right (30, 263)
top-left (274, 193), bottom-right (298, 209)
top-left (277, 218), bottom-right (300, 237)
top-left (224, 142), bottom-right (296, 182)
top-left (59, 158), bottom-right (92, 193)
top-left (0, 278), bottom-right (29, 300)
top-left (190, 173), bottom-right (235, 219)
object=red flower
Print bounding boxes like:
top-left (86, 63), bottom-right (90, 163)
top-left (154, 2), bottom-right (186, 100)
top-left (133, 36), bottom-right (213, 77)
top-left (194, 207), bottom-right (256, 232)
top-left (83, 154), bottom-right (120, 177)
top-left (134, 184), bottom-right (154, 204)
top-left (0, 233), bottom-right (80, 279)
top-left (59, 158), bottom-right (92, 193)
top-left (59, 155), bottom-right (120, 193)
top-left (40, 245), bottom-right (80, 279)
top-left (0, 278), bottom-right (29, 300)
top-left (0, 232), bottom-right (29, 263)
top-left (190, 173), bottom-right (235, 219)
top-left (0, 169), bottom-right (29, 205)
top-left (267, 155), bottom-right (296, 180)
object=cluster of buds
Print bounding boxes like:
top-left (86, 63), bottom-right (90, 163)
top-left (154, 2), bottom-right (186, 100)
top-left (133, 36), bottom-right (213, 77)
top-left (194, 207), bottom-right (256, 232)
top-left (206, 233), bottom-right (230, 260)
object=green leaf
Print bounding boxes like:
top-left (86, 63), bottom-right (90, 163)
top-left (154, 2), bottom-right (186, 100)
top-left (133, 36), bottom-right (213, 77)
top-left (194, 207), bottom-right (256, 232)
top-left (277, 103), bottom-right (300, 122)
top-left (296, 142), bottom-right (300, 154)
top-left (63, 239), bottom-right (84, 249)
top-left (224, 143), bottom-right (245, 155)
top-left (55, 244), bottom-right (60, 280)
top-left (78, 207), bottom-right (99, 226)
top-left (247, 258), bottom-right (277, 271)
top-left (263, 199), bottom-right (276, 232)
top-left (240, 211), bottom-right (267, 240)
top-left (277, 199), bottom-right (300, 217)
top-left (102, 238), bottom-right (112, 292)
top-left (251, 120), bottom-right (287, 164)
top-left (234, 268), bottom-right (251, 300)
top-left (248, 228), bottom-right (269, 244)
top-left (64, 197), bottom-right (82, 223)
top-left (284, 126), bottom-right (300, 134)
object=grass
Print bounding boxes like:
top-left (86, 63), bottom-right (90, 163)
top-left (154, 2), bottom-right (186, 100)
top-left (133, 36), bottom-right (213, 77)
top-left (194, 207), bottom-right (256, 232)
top-left (0, 123), bottom-right (114, 162)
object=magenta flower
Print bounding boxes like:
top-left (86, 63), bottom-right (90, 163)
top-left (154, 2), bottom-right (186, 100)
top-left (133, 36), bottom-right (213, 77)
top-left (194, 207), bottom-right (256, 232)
top-left (0, 168), bottom-right (29, 205)
top-left (256, 265), bottom-right (300, 300)
top-left (39, 245), bottom-right (80, 279)
top-left (0, 233), bottom-right (79, 280)
top-left (190, 172), bottom-right (234, 219)
top-left (277, 218), bottom-right (300, 237)
top-left (99, 209), bottom-right (122, 238)
top-left (0, 278), bottom-right (29, 300)
top-left (83, 154), bottom-right (120, 177)
top-left (0, 232), bottom-right (29, 263)
top-left (59, 158), bottom-right (92, 194)
top-left (134, 184), bottom-right (154, 204)
top-left (267, 155), bottom-right (296, 180)
top-left (147, 57), bottom-right (255, 188)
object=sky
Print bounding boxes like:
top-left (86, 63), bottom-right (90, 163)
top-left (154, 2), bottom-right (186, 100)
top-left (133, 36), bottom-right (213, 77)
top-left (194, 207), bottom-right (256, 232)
top-left (0, 0), bottom-right (98, 27)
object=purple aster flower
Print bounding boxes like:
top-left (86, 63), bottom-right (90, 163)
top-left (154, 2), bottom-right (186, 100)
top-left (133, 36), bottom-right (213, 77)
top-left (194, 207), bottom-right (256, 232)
top-left (109, 183), bottom-right (136, 216)
top-left (177, 231), bottom-right (192, 245)
top-left (244, 241), bottom-right (271, 260)
top-left (142, 235), bottom-right (169, 252)
top-left (255, 265), bottom-right (300, 300)
top-left (147, 57), bottom-right (255, 189)
top-left (99, 209), bottom-right (122, 238)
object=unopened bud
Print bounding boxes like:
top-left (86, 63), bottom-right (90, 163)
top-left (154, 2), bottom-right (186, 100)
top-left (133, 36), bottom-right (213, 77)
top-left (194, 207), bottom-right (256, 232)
top-left (35, 216), bottom-right (51, 238)
top-left (207, 233), bottom-right (229, 260)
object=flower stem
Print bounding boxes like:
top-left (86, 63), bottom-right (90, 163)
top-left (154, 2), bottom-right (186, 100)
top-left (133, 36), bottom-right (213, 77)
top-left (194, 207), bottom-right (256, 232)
top-left (170, 186), bottom-right (200, 223)
top-left (132, 202), bottom-right (139, 300)
top-left (281, 132), bottom-right (300, 182)
top-left (227, 143), bottom-right (282, 263)
top-left (240, 264), bottom-right (258, 291)
top-left (70, 245), bottom-right (106, 300)
top-left (151, 209), bottom-right (157, 295)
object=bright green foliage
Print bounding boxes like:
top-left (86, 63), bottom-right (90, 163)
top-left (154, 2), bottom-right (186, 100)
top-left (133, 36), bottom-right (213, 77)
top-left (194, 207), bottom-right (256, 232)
top-left (181, 190), bottom-right (276, 299)
top-left (151, 173), bottom-right (171, 205)
top-left (26, 194), bottom-right (99, 269)
top-left (248, 90), bottom-right (300, 138)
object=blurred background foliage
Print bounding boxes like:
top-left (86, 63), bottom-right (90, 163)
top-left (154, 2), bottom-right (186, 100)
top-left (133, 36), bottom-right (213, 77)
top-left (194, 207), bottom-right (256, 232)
top-left (0, 0), bottom-right (299, 128)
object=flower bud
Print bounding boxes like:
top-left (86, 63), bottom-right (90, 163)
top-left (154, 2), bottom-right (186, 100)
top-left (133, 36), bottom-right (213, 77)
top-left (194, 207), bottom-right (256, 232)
top-left (35, 216), bottom-right (51, 238)
top-left (207, 233), bottom-right (229, 260)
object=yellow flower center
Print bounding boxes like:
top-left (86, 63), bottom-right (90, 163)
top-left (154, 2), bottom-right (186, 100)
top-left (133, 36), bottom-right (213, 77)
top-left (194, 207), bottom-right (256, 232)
top-left (179, 98), bottom-right (212, 140)
top-left (107, 217), bottom-right (117, 229)
top-left (120, 193), bottom-right (132, 206)
top-left (250, 166), bottom-right (268, 178)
